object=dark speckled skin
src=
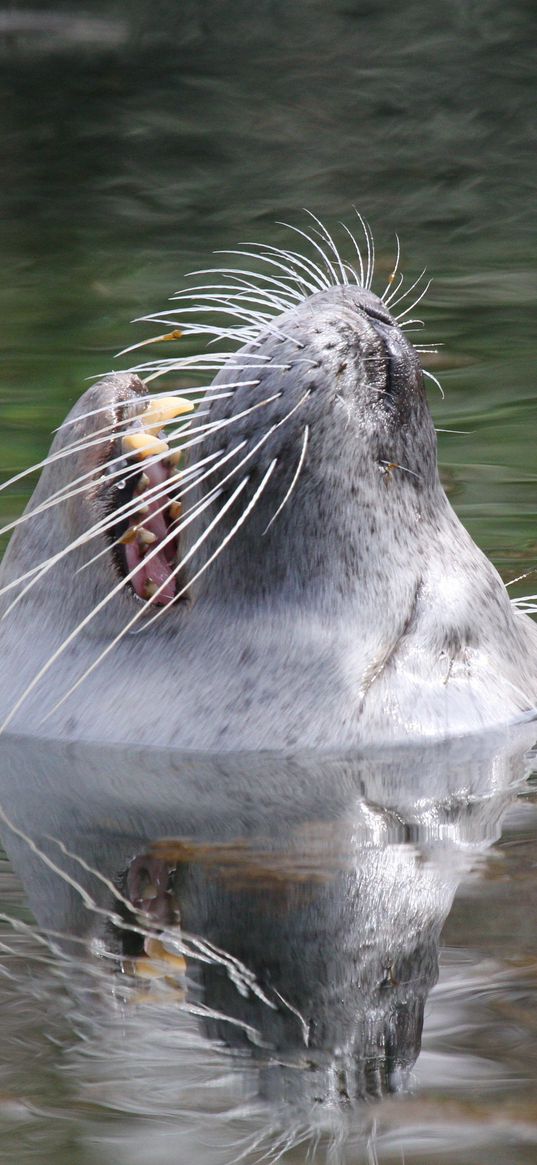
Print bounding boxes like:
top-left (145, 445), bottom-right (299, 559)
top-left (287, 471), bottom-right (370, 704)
top-left (0, 286), bottom-right (536, 747)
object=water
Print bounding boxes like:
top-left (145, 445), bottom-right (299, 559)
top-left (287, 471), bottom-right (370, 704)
top-left (0, 731), bottom-right (537, 1164)
top-left (0, 1), bottom-right (537, 1160)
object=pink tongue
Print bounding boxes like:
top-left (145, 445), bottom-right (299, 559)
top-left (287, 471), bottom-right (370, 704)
top-left (124, 461), bottom-right (178, 604)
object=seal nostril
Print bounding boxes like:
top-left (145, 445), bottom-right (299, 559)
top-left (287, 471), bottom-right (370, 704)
top-left (361, 304), bottom-right (394, 327)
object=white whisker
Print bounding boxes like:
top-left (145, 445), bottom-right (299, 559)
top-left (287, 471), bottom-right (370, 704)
top-left (178, 274), bottom-right (301, 305)
top-left (257, 243), bottom-right (336, 292)
top-left (338, 222), bottom-right (365, 287)
top-left (193, 257), bottom-right (312, 297)
top-left (0, 392), bottom-right (277, 549)
top-left (40, 476), bottom-right (253, 721)
top-left (55, 374), bottom-right (258, 431)
top-left (380, 233), bottom-right (401, 301)
top-left (2, 472), bottom-right (236, 733)
top-left (214, 250), bottom-right (323, 296)
top-left (263, 424), bottom-right (309, 534)
top-left (143, 459), bottom-right (278, 636)
top-left (276, 221), bottom-right (338, 286)
top-left (387, 266), bottom-right (428, 311)
top-left (1, 443), bottom-right (238, 611)
top-left (435, 427), bottom-right (470, 434)
top-left (423, 368), bottom-right (445, 399)
top-left (353, 207), bottom-right (374, 289)
top-left (395, 277), bottom-right (432, 321)
top-left (303, 210), bottom-right (348, 285)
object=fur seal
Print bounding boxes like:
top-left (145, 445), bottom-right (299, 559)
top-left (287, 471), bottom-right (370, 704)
top-left (0, 222), bottom-right (536, 748)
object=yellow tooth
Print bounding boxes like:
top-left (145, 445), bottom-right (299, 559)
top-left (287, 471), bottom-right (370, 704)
top-left (143, 396), bottom-right (194, 432)
top-left (134, 472), bottom-right (150, 495)
top-left (168, 501), bottom-right (182, 521)
top-left (142, 579), bottom-right (158, 600)
top-left (145, 936), bottom-right (187, 971)
top-left (122, 432), bottom-right (169, 460)
top-left (119, 525), bottom-right (139, 545)
top-left (130, 958), bottom-right (167, 980)
top-left (137, 527), bottom-right (157, 547)
top-left (140, 883), bottom-right (158, 901)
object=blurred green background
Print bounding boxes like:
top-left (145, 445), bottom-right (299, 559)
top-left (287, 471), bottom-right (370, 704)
top-left (0, 0), bottom-right (536, 595)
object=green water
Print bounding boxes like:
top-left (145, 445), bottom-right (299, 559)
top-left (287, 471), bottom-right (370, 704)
top-left (1, 0), bottom-right (536, 592)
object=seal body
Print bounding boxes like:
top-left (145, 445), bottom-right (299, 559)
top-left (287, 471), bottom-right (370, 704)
top-left (0, 281), bottom-right (536, 748)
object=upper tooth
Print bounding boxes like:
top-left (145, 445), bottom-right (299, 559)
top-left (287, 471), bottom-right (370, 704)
top-left (122, 432), bottom-right (169, 459)
top-left (137, 527), bottom-right (157, 546)
top-left (143, 396), bottom-right (194, 432)
top-left (119, 525), bottom-right (139, 545)
top-left (119, 524), bottom-right (156, 547)
top-left (142, 579), bottom-right (158, 599)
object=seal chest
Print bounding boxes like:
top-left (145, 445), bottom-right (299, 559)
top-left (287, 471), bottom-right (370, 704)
top-left (0, 222), bottom-right (536, 748)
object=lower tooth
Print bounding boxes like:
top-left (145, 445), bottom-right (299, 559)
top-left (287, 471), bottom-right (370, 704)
top-left (134, 473), bottom-right (150, 496)
top-left (122, 432), bottom-right (169, 459)
top-left (169, 501), bottom-right (182, 521)
top-left (143, 579), bottom-right (158, 600)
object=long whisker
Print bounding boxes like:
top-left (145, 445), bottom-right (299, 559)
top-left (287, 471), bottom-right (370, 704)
top-left (255, 242), bottom-right (339, 292)
top-left (142, 459), bottom-right (278, 638)
top-left (1, 397), bottom-right (284, 616)
top-left (0, 393), bottom-right (280, 543)
top-left (0, 469), bottom-right (237, 734)
top-left (276, 221), bottom-right (338, 286)
top-left (394, 278), bottom-right (432, 321)
top-left (178, 274), bottom-right (302, 305)
top-left (387, 266), bottom-right (427, 310)
top-left (380, 233), bottom-right (401, 301)
top-left (74, 440), bottom-right (251, 578)
top-left (165, 289), bottom-right (294, 317)
top-left (3, 445), bottom-right (239, 615)
top-left (39, 475), bottom-right (253, 722)
top-left (214, 250), bottom-right (324, 296)
top-left (263, 424), bottom-right (309, 534)
top-left (78, 388), bottom-right (311, 625)
top-left (175, 276), bottom-right (298, 305)
top-left (2, 379), bottom-right (309, 712)
top-left (195, 255), bottom-right (316, 296)
top-left (353, 208), bottom-right (374, 290)
top-left (303, 211), bottom-right (348, 285)
top-left (422, 368), bottom-right (445, 399)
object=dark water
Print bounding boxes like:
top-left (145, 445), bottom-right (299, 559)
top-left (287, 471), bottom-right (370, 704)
top-left (0, 2), bottom-right (537, 1161)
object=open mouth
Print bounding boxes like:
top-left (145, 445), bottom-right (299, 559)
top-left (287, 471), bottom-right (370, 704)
top-left (105, 396), bottom-right (193, 607)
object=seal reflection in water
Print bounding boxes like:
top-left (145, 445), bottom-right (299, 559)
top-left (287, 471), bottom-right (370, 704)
top-left (0, 217), bottom-right (536, 747)
top-left (0, 730), bottom-right (531, 1126)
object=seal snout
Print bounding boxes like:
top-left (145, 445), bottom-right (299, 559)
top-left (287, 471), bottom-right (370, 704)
top-left (349, 288), bottom-right (395, 328)
top-left (341, 287), bottom-right (425, 409)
